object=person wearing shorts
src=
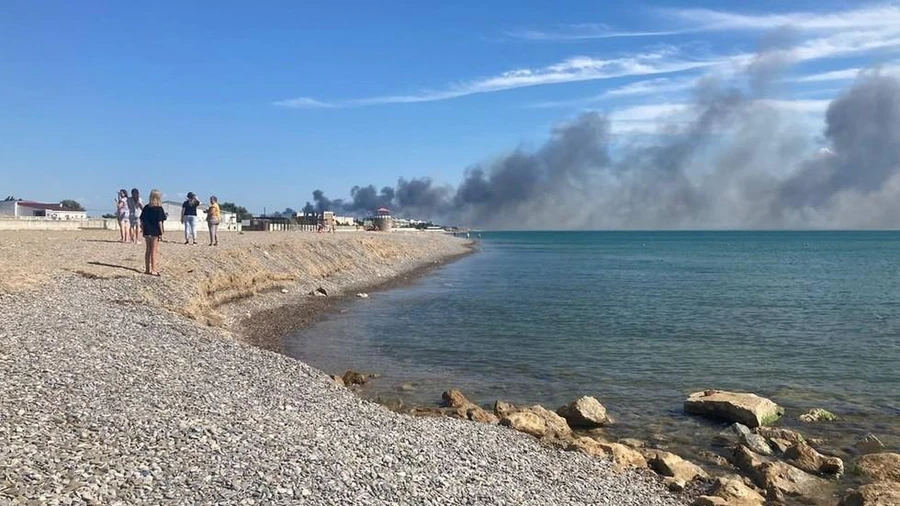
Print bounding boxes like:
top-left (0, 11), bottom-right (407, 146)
top-left (140, 189), bottom-right (167, 276)
top-left (127, 188), bottom-right (144, 243)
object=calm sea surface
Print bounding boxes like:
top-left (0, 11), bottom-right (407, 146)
top-left (285, 231), bottom-right (900, 462)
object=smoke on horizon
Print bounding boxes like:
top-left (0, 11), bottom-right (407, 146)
top-left (302, 68), bottom-right (900, 230)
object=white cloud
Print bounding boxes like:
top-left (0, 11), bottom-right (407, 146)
top-left (276, 52), bottom-right (719, 108)
top-left (505, 23), bottom-right (683, 41)
top-left (666, 4), bottom-right (900, 32)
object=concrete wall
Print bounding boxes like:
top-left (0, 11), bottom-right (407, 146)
top-left (0, 218), bottom-right (83, 231)
top-left (0, 201), bottom-right (18, 217)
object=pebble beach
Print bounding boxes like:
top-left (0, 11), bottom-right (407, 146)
top-left (0, 230), bottom-right (685, 506)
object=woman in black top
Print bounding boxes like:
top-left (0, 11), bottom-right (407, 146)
top-left (181, 191), bottom-right (200, 245)
top-left (140, 189), bottom-right (167, 276)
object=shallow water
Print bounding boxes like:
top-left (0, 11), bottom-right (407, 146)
top-left (285, 231), bottom-right (900, 475)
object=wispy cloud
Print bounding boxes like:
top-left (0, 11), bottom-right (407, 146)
top-left (275, 51), bottom-right (719, 109)
top-left (505, 23), bottom-right (683, 41)
top-left (665, 4), bottom-right (900, 32)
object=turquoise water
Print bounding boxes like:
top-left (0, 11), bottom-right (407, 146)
top-left (286, 231), bottom-right (900, 461)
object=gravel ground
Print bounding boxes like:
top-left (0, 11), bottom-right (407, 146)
top-left (0, 272), bottom-right (687, 505)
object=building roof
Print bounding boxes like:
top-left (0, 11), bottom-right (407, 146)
top-left (376, 207), bottom-right (391, 214)
top-left (18, 201), bottom-right (83, 211)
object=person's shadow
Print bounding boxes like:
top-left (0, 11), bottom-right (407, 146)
top-left (82, 239), bottom-right (123, 244)
top-left (86, 261), bottom-right (143, 273)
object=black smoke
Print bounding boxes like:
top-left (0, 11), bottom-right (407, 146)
top-left (302, 70), bottom-right (900, 229)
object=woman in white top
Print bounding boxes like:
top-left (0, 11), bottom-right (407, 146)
top-left (128, 188), bottom-right (144, 244)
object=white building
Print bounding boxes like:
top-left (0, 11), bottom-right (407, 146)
top-left (158, 201), bottom-right (240, 231)
top-left (0, 200), bottom-right (87, 220)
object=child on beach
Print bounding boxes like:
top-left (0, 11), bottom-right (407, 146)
top-left (127, 188), bottom-right (144, 243)
top-left (206, 195), bottom-right (220, 246)
top-left (115, 189), bottom-right (129, 242)
top-left (140, 189), bottom-right (167, 276)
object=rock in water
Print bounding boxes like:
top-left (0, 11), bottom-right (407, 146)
top-left (684, 390), bottom-right (783, 427)
top-left (854, 452), bottom-right (900, 483)
top-left (714, 423), bottom-right (773, 456)
top-left (648, 451), bottom-right (708, 486)
top-left (556, 396), bottom-right (610, 428)
top-left (329, 374), bottom-right (345, 387)
top-left (799, 408), bottom-right (838, 422)
top-left (341, 370), bottom-right (369, 386)
top-left (754, 461), bottom-right (832, 503)
top-left (838, 482), bottom-right (900, 506)
top-left (854, 433), bottom-right (886, 455)
top-left (755, 426), bottom-right (806, 445)
top-left (783, 442), bottom-right (844, 477)
top-left (701, 476), bottom-right (766, 506)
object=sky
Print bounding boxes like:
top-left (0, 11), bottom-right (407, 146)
top-left (2, 0), bottom-right (900, 223)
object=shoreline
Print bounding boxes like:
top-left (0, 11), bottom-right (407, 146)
top-left (1, 230), bottom-right (687, 505)
top-left (2, 229), bottom-right (895, 505)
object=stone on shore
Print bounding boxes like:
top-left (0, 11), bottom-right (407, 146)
top-left (466, 406), bottom-right (499, 424)
top-left (598, 442), bottom-right (648, 470)
top-left (799, 407), bottom-right (838, 422)
top-left (567, 436), bottom-right (608, 458)
top-left (648, 450), bottom-right (708, 488)
top-left (730, 445), bottom-right (767, 475)
top-left (854, 453), bottom-right (900, 483)
top-left (755, 426), bottom-right (806, 445)
top-left (499, 405), bottom-right (572, 440)
top-left (694, 476), bottom-right (766, 506)
top-left (440, 390), bottom-right (498, 424)
top-left (684, 390), bottom-right (783, 427)
top-left (838, 482), bottom-right (900, 506)
top-left (329, 374), bottom-right (345, 387)
top-left (441, 389), bottom-right (472, 409)
top-left (713, 423), bottom-right (773, 456)
top-left (854, 434), bottom-right (886, 455)
top-left (493, 400), bottom-right (518, 418)
top-left (783, 442), bottom-right (844, 477)
top-left (755, 461), bottom-right (832, 502)
top-left (556, 396), bottom-right (610, 428)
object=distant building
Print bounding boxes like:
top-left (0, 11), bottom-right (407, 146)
top-left (0, 200), bottom-right (87, 220)
top-left (373, 207), bottom-right (392, 232)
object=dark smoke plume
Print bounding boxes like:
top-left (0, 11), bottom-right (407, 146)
top-left (304, 70), bottom-right (900, 229)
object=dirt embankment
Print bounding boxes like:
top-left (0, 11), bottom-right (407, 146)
top-left (0, 230), bottom-right (471, 344)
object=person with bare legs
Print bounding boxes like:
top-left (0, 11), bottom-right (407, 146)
top-left (115, 189), bottom-right (129, 242)
top-left (140, 189), bottom-right (166, 276)
top-left (206, 195), bottom-right (220, 246)
top-left (128, 188), bottom-right (144, 243)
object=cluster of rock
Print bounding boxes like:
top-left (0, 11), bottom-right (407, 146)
top-left (365, 384), bottom-right (899, 506)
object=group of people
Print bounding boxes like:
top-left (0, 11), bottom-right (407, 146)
top-left (114, 189), bottom-right (222, 276)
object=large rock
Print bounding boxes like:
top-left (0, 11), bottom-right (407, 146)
top-left (755, 426), bottom-right (806, 445)
top-left (703, 476), bottom-right (766, 506)
top-left (466, 406), bottom-right (499, 424)
top-left (854, 433), bottom-right (886, 455)
top-left (714, 423), bottom-right (773, 456)
top-left (341, 370), bottom-right (370, 386)
top-left (441, 389), bottom-right (472, 409)
top-left (597, 442), bottom-right (647, 469)
top-left (567, 436), bottom-right (607, 458)
top-left (755, 461), bottom-right (832, 503)
top-left (730, 445), bottom-right (767, 474)
top-left (784, 442), bottom-right (844, 477)
top-left (839, 482), bottom-right (900, 506)
top-left (855, 453), bottom-right (900, 483)
top-left (500, 405), bottom-right (572, 440)
top-left (556, 396), bottom-right (610, 428)
top-left (684, 390), bottom-right (783, 427)
top-left (648, 450), bottom-right (708, 487)
top-left (494, 400), bottom-right (518, 418)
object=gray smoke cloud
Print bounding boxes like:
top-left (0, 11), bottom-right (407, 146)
top-left (305, 70), bottom-right (900, 229)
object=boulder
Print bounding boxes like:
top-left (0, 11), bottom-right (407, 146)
top-left (649, 450), bottom-right (708, 485)
top-left (799, 408), bottom-right (838, 422)
top-left (755, 461), bottom-right (832, 503)
top-left (693, 496), bottom-right (729, 506)
top-left (755, 426), bottom-right (806, 445)
top-left (731, 445), bottom-right (767, 475)
top-left (408, 407), bottom-right (452, 418)
top-left (567, 436), bottom-right (607, 458)
top-left (494, 400), bottom-right (518, 418)
top-left (618, 438), bottom-right (647, 449)
top-left (597, 442), bottom-right (647, 469)
top-left (466, 406), bottom-right (499, 424)
top-left (714, 423), bottom-right (773, 455)
top-left (839, 482), bottom-right (900, 506)
top-left (784, 442), bottom-right (844, 477)
top-left (556, 396), bottom-right (610, 428)
top-left (499, 405), bottom-right (572, 440)
top-left (768, 438), bottom-right (792, 455)
top-left (441, 390), bottom-right (472, 409)
top-left (341, 370), bottom-right (370, 386)
top-left (698, 450), bottom-right (730, 467)
top-left (854, 434), bottom-right (886, 455)
top-left (854, 453), bottom-right (900, 483)
top-left (329, 374), bottom-right (345, 387)
top-left (705, 476), bottom-right (766, 506)
top-left (684, 390), bottom-right (783, 427)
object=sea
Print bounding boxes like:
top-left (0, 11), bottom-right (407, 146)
top-left (285, 231), bottom-right (900, 469)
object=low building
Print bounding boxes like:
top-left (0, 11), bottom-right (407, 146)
top-left (0, 200), bottom-right (87, 220)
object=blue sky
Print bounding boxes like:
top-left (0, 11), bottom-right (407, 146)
top-left (2, 0), bottom-right (899, 216)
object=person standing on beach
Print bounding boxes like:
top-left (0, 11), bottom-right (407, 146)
top-left (180, 192), bottom-right (200, 245)
top-left (140, 189), bottom-right (166, 276)
top-left (206, 195), bottom-right (220, 246)
top-left (115, 189), bottom-right (129, 242)
top-left (127, 188), bottom-right (144, 244)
